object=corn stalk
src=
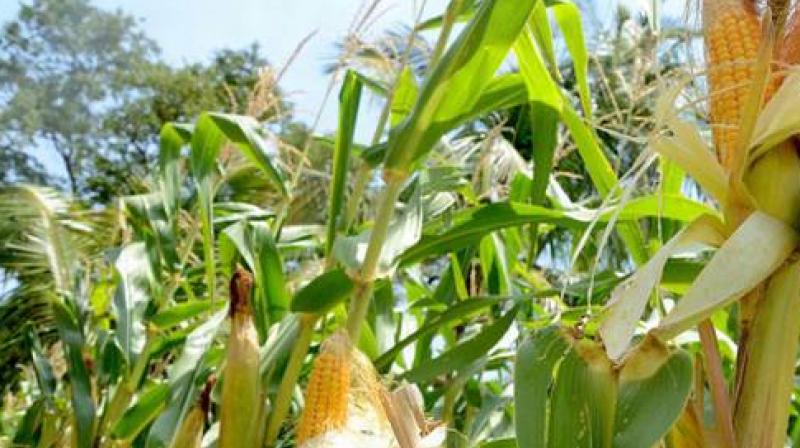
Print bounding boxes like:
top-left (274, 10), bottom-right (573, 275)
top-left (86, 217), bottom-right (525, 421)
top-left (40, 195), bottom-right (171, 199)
top-left (696, 2), bottom-right (800, 446)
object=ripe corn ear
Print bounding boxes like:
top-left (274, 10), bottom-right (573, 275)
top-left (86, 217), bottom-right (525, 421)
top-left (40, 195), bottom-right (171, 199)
top-left (704, 0), bottom-right (763, 167)
top-left (296, 331), bottom-right (352, 445)
top-left (173, 407), bottom-right (205, 448)
top-left (218, 269), bottom-right (261, 448)
top-left (173, 376), bottom-right (214, 448)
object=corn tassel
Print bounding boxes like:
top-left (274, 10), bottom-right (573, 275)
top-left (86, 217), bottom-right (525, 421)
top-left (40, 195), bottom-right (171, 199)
top-left (296, 331), bottom-right (352, 445)
top-left (704, 0), bottom-right (775, 167)
top-left (218, 268), bottom-right (261, 448)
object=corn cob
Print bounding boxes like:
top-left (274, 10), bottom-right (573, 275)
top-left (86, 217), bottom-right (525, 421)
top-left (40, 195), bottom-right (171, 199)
top-left (704, 0), bottom-right (763, 167)
top-left (218, 268), bottom-right (261, 448)
top-left (173, 376), bottom-right (215, 448)
top-left (296, 331), bottom-right (352, 445)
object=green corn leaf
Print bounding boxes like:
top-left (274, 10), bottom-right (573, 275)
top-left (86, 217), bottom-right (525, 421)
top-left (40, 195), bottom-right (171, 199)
top-left (660, 259), bottom-right (705, 295)
top-left (326, 71), bottom-right (363, 258)
top-left (111, 242), bottom-right (155, 365)
top-left (390, 67), bottom-right (418, 127)
top-left (513, 25), bottom-right (562, 262)
top-left (359, 74), bottom-right (528, 169)
top-left (449, 73), bottom-right (529, 126)
top-left (12, 398), bottom-right (44, 446)
top-left (27, 329), bottom-right (56, 401)
top-left (291, 268), bottom-right (354, 314)
top-left (149, 300), bottom-right (224, 329)
top-left (375, 296), bottom-right (503, 371)
top-left (122, 192), bottom-right (180, 277)
top-left (660, 158), bottom-right (685, 197)
top-left (552, 1), bottom-right (591, 117)
top-left (479, 233), bottom-right (512, 295)
top-left (190, 114), bottom-right (225, 302)
top-left (400, 196), bottom-right (714, 265)
top-left (158, 123), bottom-right (189, 219)
top-left (514, 326), bottom-right (571, 448)
top-left (221, 221), bottom-right (289, 335)
top-left (208, 112), bottom-right (287, 196)
top-left (479, 438), bottom-right (517, 448)
top-left (190, 114), bottom-right (225, 183)
top-left (403, 305), bottom-right (518, 383)
top-left (111, 383), bottom-right (171, 442)
top-left (52, 300), bottom-right (95, 448)
top-left (415, 0), bottom-right (477, 31)
top-left (529, 2), bottom-right (559, 80)
top-left (514, 24), bottom-right (562, 112)
top-left (384, 0), bottom-right (537, 172)
top-left (334, 180), bottom-right (423, 277)
top-left (259, 313), bottom-right (301, 382)
top-left (370, 280), bottom-right (396, 356)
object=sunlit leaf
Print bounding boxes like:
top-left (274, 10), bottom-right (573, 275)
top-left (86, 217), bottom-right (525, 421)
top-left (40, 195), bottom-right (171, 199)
top-left (401, 196), bottom-right (714, 265)
top-left (326, 71), bottom-right (363, 257)
top-left (552, 1), bottom-right (591, 117)
top-left (384, 0), bottom-right (537, 171)
top-left (111, 242), bottom-right (154, 364)
top-left (656, 211), bottom-right (798, 339)
top-left (208, 112), bottom-right (287, 196)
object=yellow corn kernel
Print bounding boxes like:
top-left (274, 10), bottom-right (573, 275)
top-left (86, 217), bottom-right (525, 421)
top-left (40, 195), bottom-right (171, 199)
top-left (705, 0), bottom-right (762, 167)
top-left (296, 331), bottom-right (352, 444)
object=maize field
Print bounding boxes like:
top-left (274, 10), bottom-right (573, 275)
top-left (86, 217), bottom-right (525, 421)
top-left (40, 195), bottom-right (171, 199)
top-left (6, 0), bottom-right (800, 447)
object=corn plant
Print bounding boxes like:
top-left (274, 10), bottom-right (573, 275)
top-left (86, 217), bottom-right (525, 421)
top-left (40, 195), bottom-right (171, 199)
top-left (7, 0), bottom-right (800, 447)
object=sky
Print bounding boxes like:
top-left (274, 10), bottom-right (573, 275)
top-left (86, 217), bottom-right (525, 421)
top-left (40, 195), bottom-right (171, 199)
top-left (0, 0), bottom-right (686, 177)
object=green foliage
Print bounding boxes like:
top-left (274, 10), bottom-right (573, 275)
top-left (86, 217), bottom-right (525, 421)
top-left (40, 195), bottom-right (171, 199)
top-left (5, 0), bottom-right (798, 447)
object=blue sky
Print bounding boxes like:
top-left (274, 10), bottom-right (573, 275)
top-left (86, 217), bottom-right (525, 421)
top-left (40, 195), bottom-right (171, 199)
top-left (0, 0), bottom-right (685, 176)
top-left (88, 0), bottom-right (451, 130)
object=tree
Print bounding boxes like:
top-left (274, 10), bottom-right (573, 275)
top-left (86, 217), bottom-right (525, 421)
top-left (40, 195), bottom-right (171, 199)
top-left (0, 0), bottom-right (285, 203)
top-left (0, 0), bottom-right (158, 195)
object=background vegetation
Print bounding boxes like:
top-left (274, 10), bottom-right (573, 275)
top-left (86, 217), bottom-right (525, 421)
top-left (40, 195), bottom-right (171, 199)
top-left (3, 0), bottom-right (800, 447)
